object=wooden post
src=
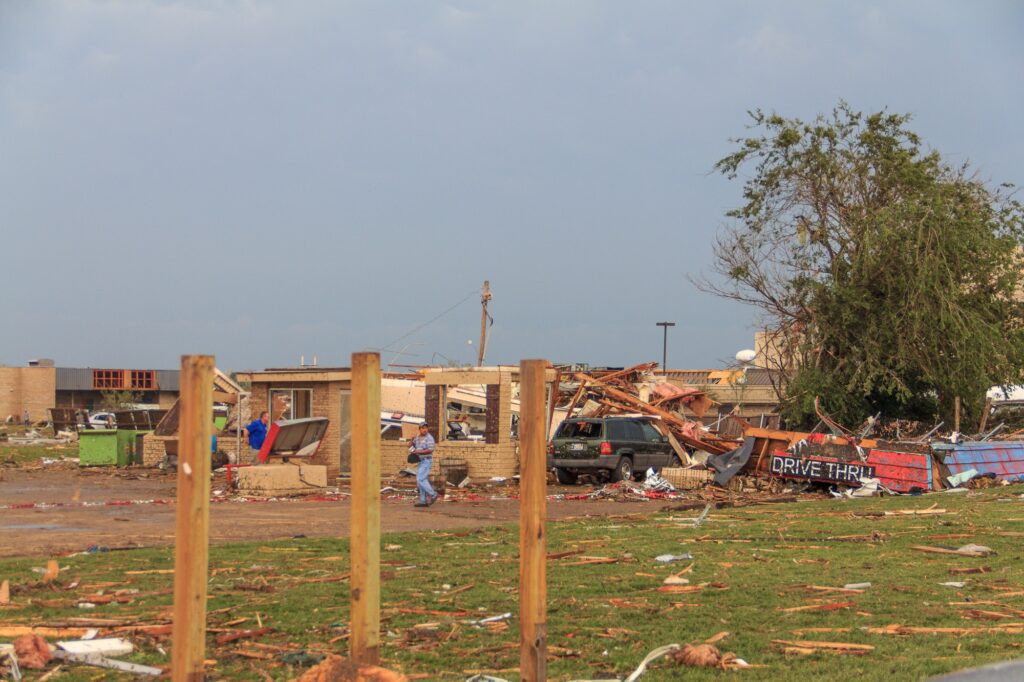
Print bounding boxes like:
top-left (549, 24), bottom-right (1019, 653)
top-left (172, 355), bottom-right (214, 682)
top-left (477, 280), bottom-right (492, 367)
top-left (350, 352), bottom-right (381, 665)
top-left (954, 396), bottom-right (962, 434)
top-left (978, 397), bottom-right (992, 434)
top-left (519, 359), bottom-right (548, 682)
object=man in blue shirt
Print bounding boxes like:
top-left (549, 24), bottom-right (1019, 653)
top-left (244, 411), bottom-right (269, 464)
top-left (411, 423), bottom-right (438, 507)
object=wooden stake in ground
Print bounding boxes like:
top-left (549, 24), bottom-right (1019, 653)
top-left (350, 352), bottom-right (381, 665)
top-left (519, 359), bottom-right (548, 681)
top-left (954, 396), bottom-right (962, 434)
top-left (172, 354), bottom-right (214, 682)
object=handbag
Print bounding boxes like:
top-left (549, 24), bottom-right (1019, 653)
top-left (407, 451), bottom-right (420, 464)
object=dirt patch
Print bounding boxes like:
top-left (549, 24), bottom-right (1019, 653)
top-left (0, 468), bottom-right (657, 558)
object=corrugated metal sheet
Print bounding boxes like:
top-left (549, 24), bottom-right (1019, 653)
top-left (156, 370), bottom-right (179, 391)
top-left (866, 449), bottom-right (933, 492)
top-left (945, 442), bottom-right (1024, 482)
top-left (56, 367), bottom-right (96, 390)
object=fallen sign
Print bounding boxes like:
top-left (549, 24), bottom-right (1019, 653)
top-left (769, 443), bottom-right (935, 492)
top-left (770, 454), bottom-right (875, 484)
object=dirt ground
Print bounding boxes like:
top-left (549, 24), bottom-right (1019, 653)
top-left (0, 467), bottom-right (657, 558)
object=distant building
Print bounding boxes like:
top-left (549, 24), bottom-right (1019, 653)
top-left (0, 361), bottom-right (180, 422)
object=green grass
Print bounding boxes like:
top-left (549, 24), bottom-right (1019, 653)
top-left (0, 441), bottom-right (77, 467)
top-left (2, 486), bottom-right (1024, 680)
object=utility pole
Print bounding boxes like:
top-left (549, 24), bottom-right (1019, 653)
top-left (477, 280), bottom-right (492, 367)
top-left (656, 321), bottom-right (676, 373)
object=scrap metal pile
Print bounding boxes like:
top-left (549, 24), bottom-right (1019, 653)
top-left (710, 397), bottom-right (1024, 494)
top-left (558, 362), bottom-right (735, 456)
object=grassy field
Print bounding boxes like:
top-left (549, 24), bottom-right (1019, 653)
top-left (2, 485), bottom-right (1023, 680)
top-left (0, 440), bottom-right (77, 467)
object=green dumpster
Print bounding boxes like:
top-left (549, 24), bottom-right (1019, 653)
top-left (133, 430), bottom-right (153, 465)
top-left (79, 431), bottom-right (120, 466)
top-left (116, 430), bottom-right (139, 467)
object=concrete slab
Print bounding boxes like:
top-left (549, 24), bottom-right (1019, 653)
top-left (236, 464), bottom-right (327, 496)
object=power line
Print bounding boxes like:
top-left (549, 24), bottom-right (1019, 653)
top-left (377, 289), bottom-right (479, 353)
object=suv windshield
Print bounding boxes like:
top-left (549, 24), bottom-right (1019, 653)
top-left (556, 420), bottom-right (603, 439)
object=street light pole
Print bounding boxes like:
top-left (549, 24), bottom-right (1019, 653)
top-left (656, 321), bottom-right (676, 373)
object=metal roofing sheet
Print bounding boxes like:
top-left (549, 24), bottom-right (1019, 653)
top-left (56, 367), bottom-right (95, 391)
top-left (945, 441), bottom-right (1024, 482)
top-left (156, 370), bottom-right (180, 391)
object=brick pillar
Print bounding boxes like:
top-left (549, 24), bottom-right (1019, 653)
top-left (485, 384), bottom-right (501, 444)
top-left (497, 373), bottom-right (513, 445)
top-left (425, 385), bottom-right (443, 441)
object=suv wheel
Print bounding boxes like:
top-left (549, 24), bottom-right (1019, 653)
top-left (555, 468), bottom-right (578, 485)
top-left (611, 456), bottom-right (633, 482)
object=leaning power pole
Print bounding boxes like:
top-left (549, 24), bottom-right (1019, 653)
top-left (477, 280), bottom-right (492, 366)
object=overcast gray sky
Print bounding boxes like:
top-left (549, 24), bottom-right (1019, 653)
top-left (2, 1), bottom-right (1021, 373)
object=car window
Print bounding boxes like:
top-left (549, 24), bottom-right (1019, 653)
top-left (556, 421), bottom-right (603, 438)
top-left (605, 421), bottom-right (624, 440)
top-left (623, 421), bottom-right (644, 441)
top-left (639, 422), bottom-right (662, 442)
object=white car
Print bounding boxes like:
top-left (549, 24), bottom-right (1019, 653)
top-left (88, 412), bottom-right (116, 429)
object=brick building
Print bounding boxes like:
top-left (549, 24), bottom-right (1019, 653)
top-left (0, 361), bottom-right (179, 422)
top-left (239, 365), bottom-right (557, 482)
top-left (54, 367), bottom-right (179, 410)
top-left (236, 367), bottom-right (353, 480)
top-left (379, 366), bottom-right (558, 481)
top-left (0, 365), bottom-right (56, 422)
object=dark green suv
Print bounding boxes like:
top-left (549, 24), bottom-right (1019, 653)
top-left (546, 416), bottom-right (682, 485)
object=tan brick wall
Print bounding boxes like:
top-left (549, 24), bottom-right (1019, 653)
top-left (249, 380), bottom-right (347, 480)
top-left (139, 433), bottom-right (243, 467)
top-left (381, 440), bottom-right (518, 480)
top-left (0, 367), bottom-right (56, 422)
top-left (140, 434), bottom-right (175, 466)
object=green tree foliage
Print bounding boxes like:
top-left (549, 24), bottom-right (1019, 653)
top-left (99, 389), bottom-right (142, 412)
top-left (704, 103), bottom-right (1024, 428)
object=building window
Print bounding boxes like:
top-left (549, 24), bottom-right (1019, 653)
top-left (129, 370), bottom-right (157, 390)
top-left (93, 370), bottom-right (124, 390)
top-left (269, 389), bottom-right (313, 421)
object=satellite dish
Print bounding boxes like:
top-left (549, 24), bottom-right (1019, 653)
top-left (735, 349), bottom-right (757, 365)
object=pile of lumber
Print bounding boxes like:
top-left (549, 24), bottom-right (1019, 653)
top-left (562, 363), bottom-right (735, 456)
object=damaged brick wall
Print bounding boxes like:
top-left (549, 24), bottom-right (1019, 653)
top-left (380, 440), bottom-right (518, 480)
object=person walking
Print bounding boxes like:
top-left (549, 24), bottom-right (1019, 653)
top-left (244, 411), bottom-right (270, 464)
top-left (411, 423), bottom-right (438, 507)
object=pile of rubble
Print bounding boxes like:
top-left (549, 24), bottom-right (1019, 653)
top-left (559, 363), bottom-right (735, 458)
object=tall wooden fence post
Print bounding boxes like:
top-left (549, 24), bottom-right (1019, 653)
top-left (519, 359), bottom-right (548, 681)
top-left (172, 355), bottom-right (214, 681)
top-left (350, 352), bottom-right (381, 665)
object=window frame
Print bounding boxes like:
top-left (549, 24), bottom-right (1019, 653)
top-left (268, 388), bottom-right (313, 421)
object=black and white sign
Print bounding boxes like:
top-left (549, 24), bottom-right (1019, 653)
top-left (770, 454), bottom-right (875, 484)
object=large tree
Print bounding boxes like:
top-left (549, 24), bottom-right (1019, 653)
top-left (704, 103), bottom-right (1024, 428)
